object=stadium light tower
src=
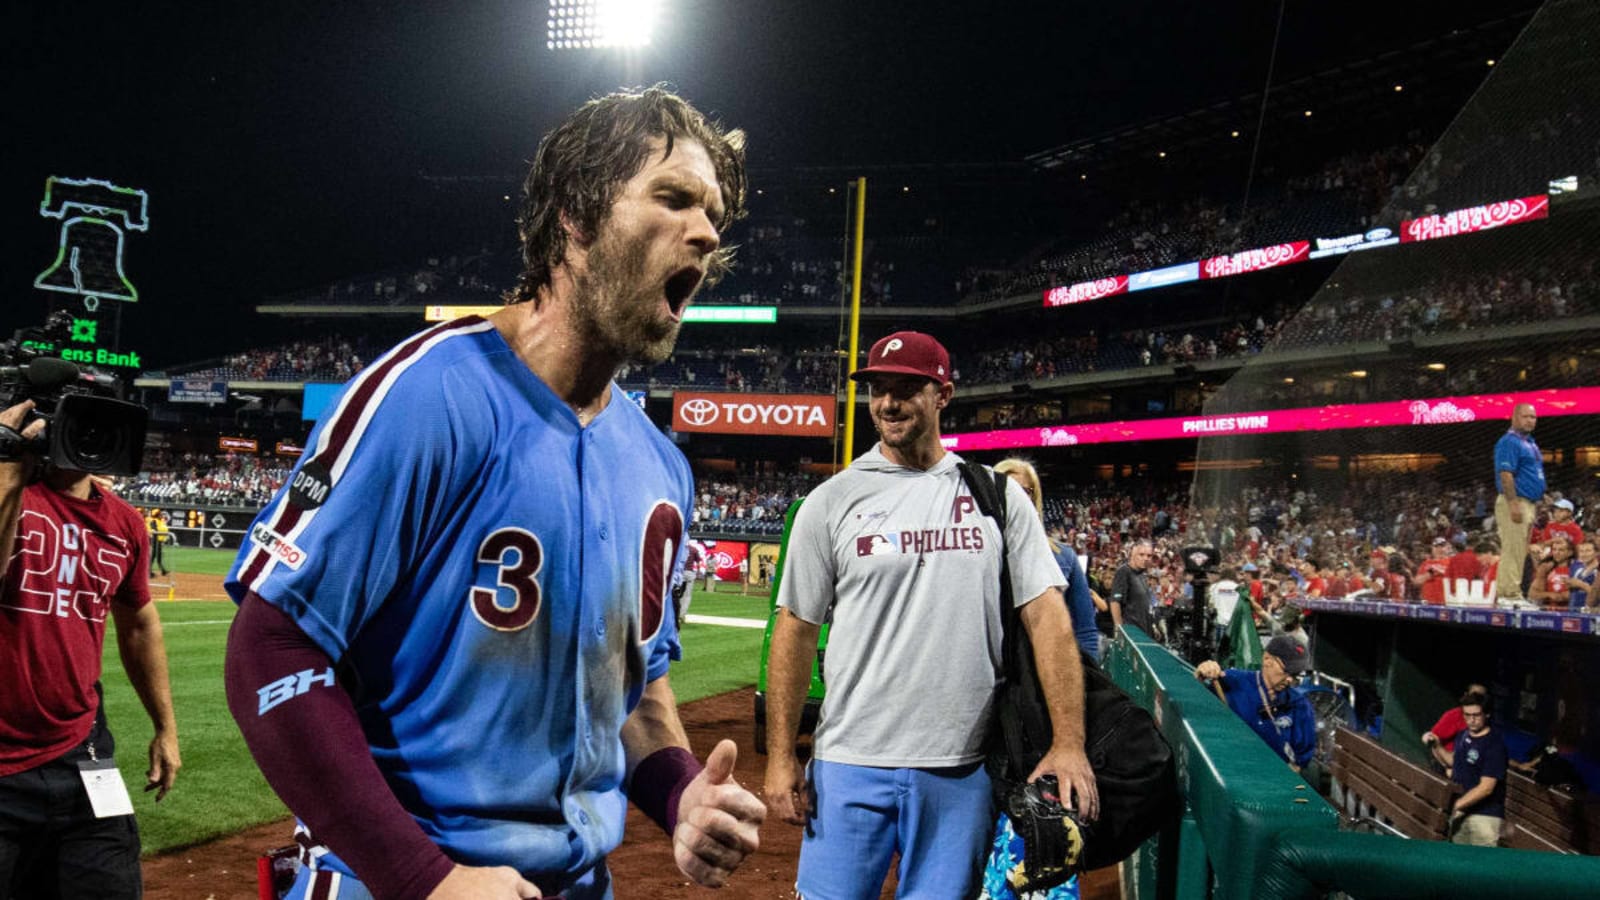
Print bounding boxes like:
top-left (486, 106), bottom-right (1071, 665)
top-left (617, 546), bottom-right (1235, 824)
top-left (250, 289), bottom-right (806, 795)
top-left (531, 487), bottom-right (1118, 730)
top-left (546, 0), bottom-right (662, 50)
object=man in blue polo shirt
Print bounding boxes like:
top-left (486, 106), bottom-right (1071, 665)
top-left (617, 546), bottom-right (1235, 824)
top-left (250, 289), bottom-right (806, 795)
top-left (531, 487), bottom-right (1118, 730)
top-left (1494, 403), bottom-right (1545, 602)
top-left (1429, 691), bottom-right (1507, 847)
top-left (1193, 635), bottom-right (1316, 772)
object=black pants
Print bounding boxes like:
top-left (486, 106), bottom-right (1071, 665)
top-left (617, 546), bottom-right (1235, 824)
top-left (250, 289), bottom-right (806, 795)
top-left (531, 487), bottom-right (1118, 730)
top-left (0, 710), bottom-right (141, 900)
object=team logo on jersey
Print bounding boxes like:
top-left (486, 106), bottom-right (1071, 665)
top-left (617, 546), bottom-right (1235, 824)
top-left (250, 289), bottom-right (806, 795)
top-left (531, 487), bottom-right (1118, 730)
top-left (1467, 748), bottom-right (1480, 764)
top-left (951, 494), bottom-right (977, 524)
top-left (288, 460), bottom-right (333, 510)
top-left (251, 523), bottom-right (308, 570)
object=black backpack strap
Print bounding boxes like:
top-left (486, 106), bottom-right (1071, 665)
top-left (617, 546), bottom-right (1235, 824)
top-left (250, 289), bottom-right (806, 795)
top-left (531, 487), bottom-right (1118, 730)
top-left (957, 460), bottom-right (1016, 632)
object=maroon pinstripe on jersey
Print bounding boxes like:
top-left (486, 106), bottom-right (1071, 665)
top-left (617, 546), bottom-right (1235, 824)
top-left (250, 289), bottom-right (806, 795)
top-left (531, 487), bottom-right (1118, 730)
top-left (237, 317), bottom-right (492, 591)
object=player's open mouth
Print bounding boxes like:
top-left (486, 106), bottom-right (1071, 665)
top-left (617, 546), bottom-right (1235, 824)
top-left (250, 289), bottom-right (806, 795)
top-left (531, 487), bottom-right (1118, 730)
top-left (664, 267), bottom-right (703, 319)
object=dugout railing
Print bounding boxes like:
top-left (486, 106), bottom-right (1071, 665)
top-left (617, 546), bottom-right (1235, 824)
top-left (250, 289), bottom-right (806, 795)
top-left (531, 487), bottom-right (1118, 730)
top-left (1105, 627), bottom-right (1600, 899)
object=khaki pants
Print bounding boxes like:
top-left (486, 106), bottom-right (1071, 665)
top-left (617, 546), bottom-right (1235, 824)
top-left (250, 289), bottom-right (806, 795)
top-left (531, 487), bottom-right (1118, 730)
top-left (1450, 813), bottom-right (1503, 847)
top-left (1495, 494), bottom-right (1534, 600)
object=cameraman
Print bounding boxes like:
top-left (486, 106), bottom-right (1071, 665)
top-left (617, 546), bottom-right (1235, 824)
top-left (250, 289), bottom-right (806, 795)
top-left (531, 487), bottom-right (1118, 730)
top-left (0, 399), bottom-right (180, 899)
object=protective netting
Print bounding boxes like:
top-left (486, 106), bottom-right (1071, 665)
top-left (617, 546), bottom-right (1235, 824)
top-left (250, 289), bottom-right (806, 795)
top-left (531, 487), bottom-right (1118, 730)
top-left (1190, 0), bottom-right (1600, 573)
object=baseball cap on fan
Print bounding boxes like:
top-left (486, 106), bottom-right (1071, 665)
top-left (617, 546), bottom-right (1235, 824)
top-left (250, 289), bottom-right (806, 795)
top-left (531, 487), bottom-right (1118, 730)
top-left (849, 331), bottom-right (951, 384)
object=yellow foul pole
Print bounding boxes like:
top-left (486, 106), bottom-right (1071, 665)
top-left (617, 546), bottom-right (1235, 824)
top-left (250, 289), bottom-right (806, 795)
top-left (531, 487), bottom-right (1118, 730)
top-left (841, 177), bottom-right (867, 466)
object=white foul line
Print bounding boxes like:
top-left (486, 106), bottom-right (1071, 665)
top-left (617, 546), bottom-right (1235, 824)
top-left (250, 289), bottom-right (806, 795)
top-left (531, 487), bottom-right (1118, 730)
top-left (684, 614), bottom-right (768, 630)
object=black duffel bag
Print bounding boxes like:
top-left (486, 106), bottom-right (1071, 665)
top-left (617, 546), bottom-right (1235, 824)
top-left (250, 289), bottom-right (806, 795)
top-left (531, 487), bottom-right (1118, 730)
top-left (960, 463), bottom-right (1182, 885)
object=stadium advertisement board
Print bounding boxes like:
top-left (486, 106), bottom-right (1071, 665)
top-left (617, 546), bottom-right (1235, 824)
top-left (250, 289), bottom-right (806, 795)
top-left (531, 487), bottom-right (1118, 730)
top-left (1400, 194), bottom-right (1549, 243)
top-left (1043, 276), bottom-right (1129, 307)
top-left (1307, 227), bottom-right (1400, 259)
top-left (672, 391), bottom-right (835, 436)
top-left (941, 385), bottom-right (1600, 452)
top-left (1127, 261), bottom-right (1200, 292)
top-left (218, 436), bottom-right (259, 453)
top-left (168, 379), bottom-right (227, 403)
top-left (1200, 241), bottom-right (1310, 279)
top-left (701, 540), bottom-right (749, 582)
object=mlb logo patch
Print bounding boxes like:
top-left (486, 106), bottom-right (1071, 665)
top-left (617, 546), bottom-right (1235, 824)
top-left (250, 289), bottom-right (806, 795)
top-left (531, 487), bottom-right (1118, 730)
top-left (856, 533), bottom-right (900, 557)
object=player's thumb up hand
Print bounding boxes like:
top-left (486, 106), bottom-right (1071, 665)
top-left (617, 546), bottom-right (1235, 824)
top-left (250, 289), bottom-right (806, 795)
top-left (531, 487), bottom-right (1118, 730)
top-left (705, 738), bottom-right (738, 784)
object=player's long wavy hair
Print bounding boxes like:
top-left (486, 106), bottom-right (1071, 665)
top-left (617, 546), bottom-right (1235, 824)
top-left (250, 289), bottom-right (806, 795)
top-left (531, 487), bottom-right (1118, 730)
top-left (506, 84), bottom-right (748, 306)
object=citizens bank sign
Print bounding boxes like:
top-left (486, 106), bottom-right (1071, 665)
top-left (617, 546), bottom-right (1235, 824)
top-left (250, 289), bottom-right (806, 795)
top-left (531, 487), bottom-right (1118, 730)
top-left (672, 392), bottom-right (836, 437)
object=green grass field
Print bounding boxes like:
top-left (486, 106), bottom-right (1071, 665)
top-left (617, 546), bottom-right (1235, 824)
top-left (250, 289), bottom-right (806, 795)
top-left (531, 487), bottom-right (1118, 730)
top-left (99, 575), bottom-right (769, 854)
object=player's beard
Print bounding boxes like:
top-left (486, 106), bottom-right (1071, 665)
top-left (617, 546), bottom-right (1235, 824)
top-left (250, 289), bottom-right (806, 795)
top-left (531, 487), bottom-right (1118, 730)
top-left (570, 225), bottom-right (689, 366)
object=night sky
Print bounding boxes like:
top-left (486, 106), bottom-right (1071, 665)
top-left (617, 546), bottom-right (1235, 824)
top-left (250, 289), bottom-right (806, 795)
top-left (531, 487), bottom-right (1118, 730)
top-left (1, 0), bottom-right (1527, 367)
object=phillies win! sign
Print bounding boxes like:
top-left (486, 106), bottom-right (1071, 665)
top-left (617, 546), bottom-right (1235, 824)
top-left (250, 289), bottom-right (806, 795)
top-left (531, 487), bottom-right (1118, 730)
top-left (672, 392), bottom-right (835, 437)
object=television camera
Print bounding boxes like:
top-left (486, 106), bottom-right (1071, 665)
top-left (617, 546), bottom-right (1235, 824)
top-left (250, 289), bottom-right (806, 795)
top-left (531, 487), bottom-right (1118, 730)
top-left (0, 312), bottom-right (147, 476)
top-left (1166, 545), bottom-right (1221, 665)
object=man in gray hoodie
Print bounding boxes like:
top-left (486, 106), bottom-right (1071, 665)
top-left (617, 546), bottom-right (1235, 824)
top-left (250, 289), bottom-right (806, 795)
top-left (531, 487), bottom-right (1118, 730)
top-left (762, 331), bottom-right (1098, 899)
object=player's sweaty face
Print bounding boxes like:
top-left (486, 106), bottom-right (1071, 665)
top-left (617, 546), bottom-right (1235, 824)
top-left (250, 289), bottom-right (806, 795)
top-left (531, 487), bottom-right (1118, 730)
top-left (571, 137), bottom-right (724, 365)
top-left (867, 374), bottom-right (944, 453)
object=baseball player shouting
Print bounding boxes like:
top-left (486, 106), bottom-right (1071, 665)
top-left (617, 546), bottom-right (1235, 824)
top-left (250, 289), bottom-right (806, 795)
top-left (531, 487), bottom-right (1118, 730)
top-left (223, 87), bottom-right (763, 900)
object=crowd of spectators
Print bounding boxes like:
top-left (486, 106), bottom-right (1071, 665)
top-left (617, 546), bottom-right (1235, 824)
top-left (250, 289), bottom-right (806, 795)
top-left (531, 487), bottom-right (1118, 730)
top-left (176, 256), bottom-right (1592, 399)
top-left (114, 451), bottom-right (292, 508)
top-left (690, 471), bottom-right (825, 535)
top-left (179, 335), bottom-right (377, 383)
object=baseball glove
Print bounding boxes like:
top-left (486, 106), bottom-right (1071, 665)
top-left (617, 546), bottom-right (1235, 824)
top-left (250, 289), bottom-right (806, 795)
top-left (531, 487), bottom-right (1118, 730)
top-left (1002, 776), bottom-right (1087, 893)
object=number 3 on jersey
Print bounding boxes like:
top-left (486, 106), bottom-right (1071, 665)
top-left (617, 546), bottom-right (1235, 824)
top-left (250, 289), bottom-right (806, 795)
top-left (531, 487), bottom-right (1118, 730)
top-left (470, 501), bottom-right (683, 639)
top-left (470, 528), bottom-right (544, 631)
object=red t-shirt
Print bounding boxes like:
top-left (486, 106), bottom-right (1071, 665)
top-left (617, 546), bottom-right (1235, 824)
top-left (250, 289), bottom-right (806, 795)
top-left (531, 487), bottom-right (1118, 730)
top-left (0, 483), bottom-right (150, 776)
top-left (1304, 576), bottom-right (1327, 597)
top-left (1446, 551), bottom-right (1483, 581)
top-left (1429, 707), bottom-right (1468, 753)
top-left (1542, 564), bottom-right (1572, 603)
top-left (1372, 571), bottom-right (1408, 601)
top-left (1418, 557), bottom-right (1450, 605)
top-left (1538, 521), bottom-right (1585, 548)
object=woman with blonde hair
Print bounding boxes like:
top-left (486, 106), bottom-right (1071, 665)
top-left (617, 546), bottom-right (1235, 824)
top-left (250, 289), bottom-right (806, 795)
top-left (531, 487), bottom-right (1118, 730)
top-left (994, 458), bottom-right (1105, 661)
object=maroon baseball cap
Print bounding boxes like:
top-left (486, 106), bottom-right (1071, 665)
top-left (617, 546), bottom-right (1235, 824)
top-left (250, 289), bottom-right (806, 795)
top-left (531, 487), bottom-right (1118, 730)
top-left (849, 331), bottom-right (951, 384)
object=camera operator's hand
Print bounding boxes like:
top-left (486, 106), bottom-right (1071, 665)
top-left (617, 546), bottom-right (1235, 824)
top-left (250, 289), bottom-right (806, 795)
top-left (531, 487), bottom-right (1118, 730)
top-left (0, 400), bottom-right (45, 480)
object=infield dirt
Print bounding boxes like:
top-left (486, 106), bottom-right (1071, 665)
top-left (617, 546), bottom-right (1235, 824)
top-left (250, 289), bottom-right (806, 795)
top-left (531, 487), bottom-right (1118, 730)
top-left (143, 679), bottom-right (1119, 898)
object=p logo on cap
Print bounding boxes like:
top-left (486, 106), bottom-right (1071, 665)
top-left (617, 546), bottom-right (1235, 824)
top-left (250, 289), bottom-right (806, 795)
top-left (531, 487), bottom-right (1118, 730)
top-left (850, 331), bottom-right (952, 384)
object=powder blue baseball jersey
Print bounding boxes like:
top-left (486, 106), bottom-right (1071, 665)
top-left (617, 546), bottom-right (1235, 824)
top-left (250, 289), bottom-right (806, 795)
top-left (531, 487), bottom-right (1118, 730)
top-left (225, 316), bottom-right (690, 885)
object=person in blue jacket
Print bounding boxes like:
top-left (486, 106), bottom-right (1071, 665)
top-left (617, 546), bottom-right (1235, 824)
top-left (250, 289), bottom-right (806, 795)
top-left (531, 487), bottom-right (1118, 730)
top-left (995, 458), bottom-right (1104, 661)
top-left (1194, 634), bottom-right (1317, 771)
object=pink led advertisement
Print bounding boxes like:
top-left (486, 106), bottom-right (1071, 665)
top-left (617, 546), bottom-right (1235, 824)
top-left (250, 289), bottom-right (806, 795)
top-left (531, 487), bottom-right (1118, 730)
top-left (1200, 241), bottom-right (1310, 279)
top-left (1400, 195), bottom-right (1550, 243)
top-left (941, 386), bottom-right (1600, 452)
top-left (1044, 276), bottom-right (1129, 307)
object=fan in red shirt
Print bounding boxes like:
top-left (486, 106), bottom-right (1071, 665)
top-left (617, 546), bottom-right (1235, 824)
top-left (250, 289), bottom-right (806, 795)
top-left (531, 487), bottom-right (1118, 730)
top-left (1414, 537), bottom-right (1454, 605)
top-left (1530, 536), bottom-right (1576, 607)
top-left (1376, 553), bottom-right (1413, 602)
top-left (1323, 562), bottom-right (1361, 599)
top-left (1538, 498), bottom-right (1585, 548)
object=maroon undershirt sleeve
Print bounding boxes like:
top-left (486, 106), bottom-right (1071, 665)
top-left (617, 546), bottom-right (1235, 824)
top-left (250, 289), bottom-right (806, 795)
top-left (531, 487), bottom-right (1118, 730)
top-left (224, 592), bottom-right (456, 900)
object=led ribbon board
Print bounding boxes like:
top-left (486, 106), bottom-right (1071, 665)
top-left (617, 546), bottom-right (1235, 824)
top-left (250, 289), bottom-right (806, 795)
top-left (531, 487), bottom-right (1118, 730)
top-left (941, 385), bottom-right (1600, 452)
top-left (1044, 193), bottom-right (1552, 308)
